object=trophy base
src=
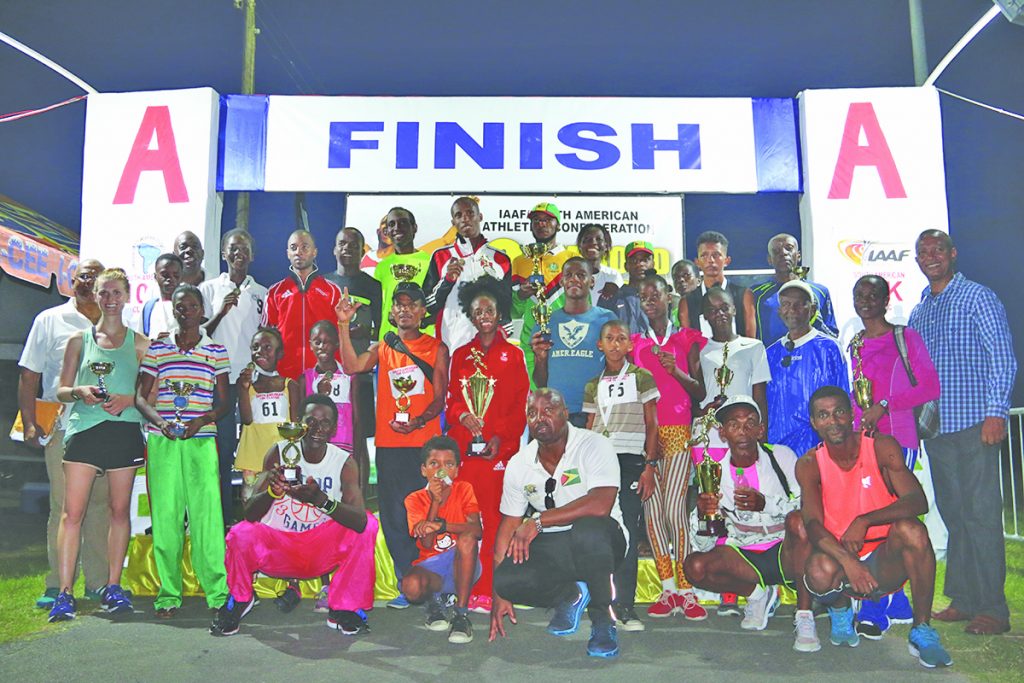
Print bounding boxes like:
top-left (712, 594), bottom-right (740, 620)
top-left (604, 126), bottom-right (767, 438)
top-left (696, 518), bottom-right (728, 538)
top-left (469, 441), bottom-right (486, 456)
top-left (394, 413), bottom-right (410, 424)
top-left (168, 421), bottom-right (186, 439)
top-left (527, 275), bottom-right (546, 288)
top-left (283, 467), bottom-right (300, 486)
top-left (539, 332), bottom-right (551, 343)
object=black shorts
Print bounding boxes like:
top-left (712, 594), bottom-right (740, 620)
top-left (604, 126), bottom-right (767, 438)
top-left (730, 541), bottom-right (794, 589)
top-left (65, 421), bottom-right (145, 473)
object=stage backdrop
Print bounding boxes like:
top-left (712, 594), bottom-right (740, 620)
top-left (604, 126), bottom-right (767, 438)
top-left (799, 86), bottom-right (948, 350)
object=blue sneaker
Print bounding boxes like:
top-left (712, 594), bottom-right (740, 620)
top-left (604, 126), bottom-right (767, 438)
top-left (855, 596), bottom-right (889, 640)
top-left (100, 584), bottom-right (133, 614)
top-left (908, 623), bottom-right (953, 668)
top-left (587, 622), bottom-right (619, 658)
top-left (47, 591), bottom-right (76, 623)
top-left (36, 587), bottom-right (59, 609)
top-left (386, 593), bottom-right (410, 609)
top-left (547, 582), bottom-right (590, 636)
top-left (828, 606), bottom-right (860, 647)
top-left (886, 588), bottom-right (914, 624)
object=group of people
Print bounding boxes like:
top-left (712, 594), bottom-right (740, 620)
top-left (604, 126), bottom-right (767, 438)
top-left (17, 195), bottom-right (1015, 665)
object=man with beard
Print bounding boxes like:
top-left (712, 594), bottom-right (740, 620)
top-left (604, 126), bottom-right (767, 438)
top-left (510, 202), bottom-right (574, 322)
top-left (174, 230), bottom-right (206, 287)
top-left (752, 234), bottom-right (837, 345)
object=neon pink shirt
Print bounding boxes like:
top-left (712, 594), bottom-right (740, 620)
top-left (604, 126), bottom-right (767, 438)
top-left (631, 327), bottom-right (707, 427)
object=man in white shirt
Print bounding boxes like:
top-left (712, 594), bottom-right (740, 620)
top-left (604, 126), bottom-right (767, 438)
top-left (17, 259), bottom-right (109, 608)
top-left (489, 388), bottom-right (627, 659)
top-left (129, 253), bottom-right (182, 338)
top-left (200, 228), bottom-right (269, 523)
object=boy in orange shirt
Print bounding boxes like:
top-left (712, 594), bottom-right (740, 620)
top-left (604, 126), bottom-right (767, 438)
top-left (403, 436), bottom-right (483, 644)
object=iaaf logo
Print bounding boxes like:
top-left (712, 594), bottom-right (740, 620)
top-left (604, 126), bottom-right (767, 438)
top-left (838, 240), bottom-right (912, 266)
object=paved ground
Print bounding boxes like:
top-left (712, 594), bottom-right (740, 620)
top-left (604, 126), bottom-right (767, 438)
top-left (0, 597), bottom-right (964, 683)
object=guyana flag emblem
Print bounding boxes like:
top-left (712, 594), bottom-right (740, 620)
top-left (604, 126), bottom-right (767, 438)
top-left (560, 468), bottom-right (581, 487)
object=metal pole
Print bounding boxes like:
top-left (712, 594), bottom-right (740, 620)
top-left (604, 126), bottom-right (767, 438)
top-left (235, 0), bottom-right (257, 231)
top-left (908, 0), bottom-right (928, 86)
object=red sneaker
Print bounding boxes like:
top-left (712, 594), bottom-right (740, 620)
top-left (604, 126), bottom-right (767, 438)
top-left (647, 591), bottom-right (680, 618)
top-left (679, 591), bottom-right (708, 621)
top-left (467, 594), bottom-right (492, 614)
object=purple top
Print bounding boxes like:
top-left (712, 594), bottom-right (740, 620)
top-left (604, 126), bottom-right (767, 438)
top-left (853, 327), bottom-right (940, 449)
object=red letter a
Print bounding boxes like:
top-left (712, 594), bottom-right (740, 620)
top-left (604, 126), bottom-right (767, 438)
top-left (113, 106), bottom-right (189, 204)
top-left (827, 102), bottom-right (907, 199)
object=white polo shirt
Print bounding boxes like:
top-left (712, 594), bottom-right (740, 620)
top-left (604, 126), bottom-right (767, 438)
top-left (500, 424), bottom-right (627, 543)
top-left (200, 273), bottom-right (269, 382)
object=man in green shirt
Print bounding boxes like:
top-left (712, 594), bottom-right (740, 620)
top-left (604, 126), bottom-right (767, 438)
top-left (374, 207), bottom-right (434, 339)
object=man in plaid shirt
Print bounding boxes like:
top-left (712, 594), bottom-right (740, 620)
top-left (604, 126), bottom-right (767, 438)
top-left (908, 229), bottom-right (1016, 636)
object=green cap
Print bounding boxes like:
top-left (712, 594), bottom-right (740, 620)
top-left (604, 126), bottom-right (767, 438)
top-left (625, 240), bottom-right (654, 258)
top-left (527, 202), bottom-right (561, 223)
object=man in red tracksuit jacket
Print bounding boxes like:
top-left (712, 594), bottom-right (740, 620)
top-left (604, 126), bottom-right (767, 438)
top-left (267, 230), bottom-right (344, 380)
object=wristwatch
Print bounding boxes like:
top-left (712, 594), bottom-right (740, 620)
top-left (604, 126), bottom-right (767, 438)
top-left (530, 511), bottom-right (543, 533)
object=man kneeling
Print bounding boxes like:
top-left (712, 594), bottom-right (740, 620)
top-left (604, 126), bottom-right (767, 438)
top-left (683, 396), bottom-right (818, 652)
top-left (210, 395), bottom-right (377, 636)
top-left (402, 436), bottom-right (483, 644)
top-left (797, 386), bottom-right (952, 668)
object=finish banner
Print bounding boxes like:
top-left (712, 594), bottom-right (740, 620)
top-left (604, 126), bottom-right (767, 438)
top-left (798, 86), bottom-right (948, 348)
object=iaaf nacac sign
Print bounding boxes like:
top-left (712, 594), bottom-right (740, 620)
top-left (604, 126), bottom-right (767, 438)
top-left (220, 95), bottom-right (800, 194)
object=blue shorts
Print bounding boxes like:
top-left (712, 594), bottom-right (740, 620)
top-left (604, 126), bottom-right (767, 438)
top-left (414, 548), bottom-right (482, 595)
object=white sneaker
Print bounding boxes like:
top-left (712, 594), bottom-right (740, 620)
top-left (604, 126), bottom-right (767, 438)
top-left (793, 609), bottom-right (822, 653)
top-left (740, 585), bottom-right (779, 631)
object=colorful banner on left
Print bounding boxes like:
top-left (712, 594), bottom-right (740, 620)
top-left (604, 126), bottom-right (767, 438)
top-left (0, 195), bottom-right (79, 295)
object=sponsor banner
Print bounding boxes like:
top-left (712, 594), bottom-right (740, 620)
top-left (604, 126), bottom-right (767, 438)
top-left (344, 194), bottom-right (684, 275)
top-left (259, 96), bottom-right (780, 193)
top-left (80, 88), bottom-right (223, 316)
top-left (0, 225), bottom-right (78, 296)
top-left (798, 87), bottom-right (948, 348)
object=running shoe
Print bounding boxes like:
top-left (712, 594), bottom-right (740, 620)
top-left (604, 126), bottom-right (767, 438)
top-left (856, 595), bottom-right (889, 639)
top-left (741, 585), bottom-right (779, 631)
top-left (448, 612), bottom-right (473, 644)
top-left (209, 595), bottom-right (254, 636)
top-left (613, 604), bottom-right (646, 632)
top-left (274, 584), bottom-right (301, 613)
top-left (47, 591), bottom-right (76, 623)
top-left (314, 585), bottom-right (330, 613)
top-left (100, 584), bottom-right (133, 614)
top-left (425, 593), bottom-right (449, 631)
top-left (467, 594), bottom-right (492, 614)
top-left (679, 591), bottom-right (708, 621)
top-left (828, 606), bottom-right (860, 647)
top-left (587, 622), bottom-right (620, 658)
top-left (647, 591), bottom-right (680, 618)
top-left (793, 609), bottom-right (822, 653)
top-left (386, 593), bottom-right (410, 609)
top-left (36, 587), bottom-right (59, 609)
top-left (886, 588), bottom-right (914, 624)
top-left (717, 592), bottom-right (741, 617)
top-left (908, 623), bottom-right (953, 668)
top-left (547, 582), bottom-right (590, 636)
top-left (327, 609), bottom-right (370, 635)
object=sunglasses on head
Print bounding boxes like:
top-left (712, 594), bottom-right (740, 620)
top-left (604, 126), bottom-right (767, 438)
top-left (545, 477), bottom-right (556, 510)
top-left (781, 339), bottom-right (796, 368)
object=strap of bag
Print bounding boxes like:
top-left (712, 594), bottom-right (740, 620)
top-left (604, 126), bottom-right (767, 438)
top-left (142, 297), bottom-right (157, 337)
top-left (760, 443), bottom-right (793, 500)
top-left (383, 331), bottom-right (434, 384)
top-left (893, 325), bottom-right (919, 387)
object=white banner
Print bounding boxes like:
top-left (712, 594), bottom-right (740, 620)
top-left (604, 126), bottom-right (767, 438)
top-left (799, 87), bottom-right (948, 348)
top-left (263, 96), bottom-right (759, 193)
top-left (80, 88), bottom-right (223, 315)
top-left (344, 194), bottom-right (684, 275)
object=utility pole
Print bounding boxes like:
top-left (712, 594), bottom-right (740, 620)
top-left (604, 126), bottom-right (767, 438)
top-left (908, 0), bottom-right (928, 86)
top-left (235, 0), bottom-right (257, 231)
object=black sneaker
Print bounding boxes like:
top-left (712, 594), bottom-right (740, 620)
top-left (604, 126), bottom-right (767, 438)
top-left (855, 620), bottom-right (885, 640)
top-left (274, 584), bottom-right (301, 613)
top-left (613, 604), bottom-right (646, 632)
top-left (448, 612), bottom-right (473, 644)
top-left (327, 609), bottom-right (370, 635)
top-left (210, 595), bottom-right (254, 636)
top-left (425, 594), bottom-right (449, 631)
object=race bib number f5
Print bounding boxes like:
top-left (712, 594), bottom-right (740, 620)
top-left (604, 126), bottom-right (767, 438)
top-left (598, 374), bottom-right (638, 406)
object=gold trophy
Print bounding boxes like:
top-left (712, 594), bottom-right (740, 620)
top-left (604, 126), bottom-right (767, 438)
top-left (694, 451), bottom-right (727, 537)
top-left (460, 349), bottom-right (497, 455)
top-left (713, 340), bottom-right (734, 401)
top-left (523, 242), bottom-right (549, 288)
top-left (850, 331), bottom-right (874, 409)
top-left (165, 380), bottom-right (196, 438)
top-left (88, 361), bottom-right (114, 402)
top-left (276, 422), bottom-right (308, 484)
top-left (392, 375), bottom-right (418, 423)
top-left (391, 263), bottom-right (420, 282)
top-left (533, 299), bottom-right (552, 342)
top-left (790, 264), bottom-right (811, 280)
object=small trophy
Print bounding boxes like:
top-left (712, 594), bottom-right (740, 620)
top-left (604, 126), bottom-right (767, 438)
top-left (533, 300), bottom-right (552, 342)
top-left (790, 264), bottom-right (811, 280)
top-left (523, 242), bottom-right (549, 288)
top-left (392, 375), bottom-right (418, 423)
top-left (850, 331), bottom-right (874, 409)
top-left (694, 452), bottom-right (727, 537)
top-left (165, 380), bottom-right (196, 438)
top-left (88, 361), bottom-right (114, 402)
top-left (713, 340), bottom-right (734, 401)
top-left (460, 349), bottom-right (497, 455)
top-left (391, 263), bottom-right (420, 283)
top-left (277, 421), bottom-right (308, 485)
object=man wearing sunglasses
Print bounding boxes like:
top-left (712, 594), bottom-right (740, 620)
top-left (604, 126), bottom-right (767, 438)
top-left (489, 388), bottom-right (627, 659)
top-left (765, 280), bottom-right (849, 457)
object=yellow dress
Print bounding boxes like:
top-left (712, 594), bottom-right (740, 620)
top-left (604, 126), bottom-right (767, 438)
top-left (233, 382), bottom-right (293, 472)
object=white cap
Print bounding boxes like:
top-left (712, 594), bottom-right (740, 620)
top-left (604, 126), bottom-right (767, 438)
top-left (778, 279), bottom-right (815, 303)
top-left (714, 394), bottom-right (762, 422)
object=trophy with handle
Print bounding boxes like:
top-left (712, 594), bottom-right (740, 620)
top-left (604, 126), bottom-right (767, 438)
top-left (276, 422), bottom-right (308, 485)
top-left (694, 447), bottom-right (728, 538)
top-left (165, 380), bottom-right (196, 438)
top-left (713, 340), bottom-right (734, 402)
top-left (88, 361), bottom-right (115, 402)
top-left (533, 299), bottom-right (552, 343)
top-left (850, 331), bottom-right (874, 409)
top-left (392, 375), bottom-right (418, 423)
top-left (460, 349), bottom-right (497, 456)
top-left (523, 242), bottom-right (549, 289)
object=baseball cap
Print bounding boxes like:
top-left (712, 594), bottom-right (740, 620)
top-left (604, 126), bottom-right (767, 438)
top-left (625, 240), bottom-right (655, 258)
top-left (714, 394), bottom-right (762, 423)
top-left (392, 282), bottom-right (426, 303)
top-left (527, 202), bottom-right (561, 223)
top-left (778, 279), bottom-right (816, 302)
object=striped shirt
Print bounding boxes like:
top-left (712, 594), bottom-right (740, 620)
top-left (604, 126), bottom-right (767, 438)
top-left (582, 363), bottom-right (660, 455)
top-left (908, 272), bottom-right (1017, 433)
top-left (140, 333), bottom-right (230, 438)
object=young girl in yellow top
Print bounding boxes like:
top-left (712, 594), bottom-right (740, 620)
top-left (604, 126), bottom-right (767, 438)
top-left (234, 328), bottom-right (300, 499)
